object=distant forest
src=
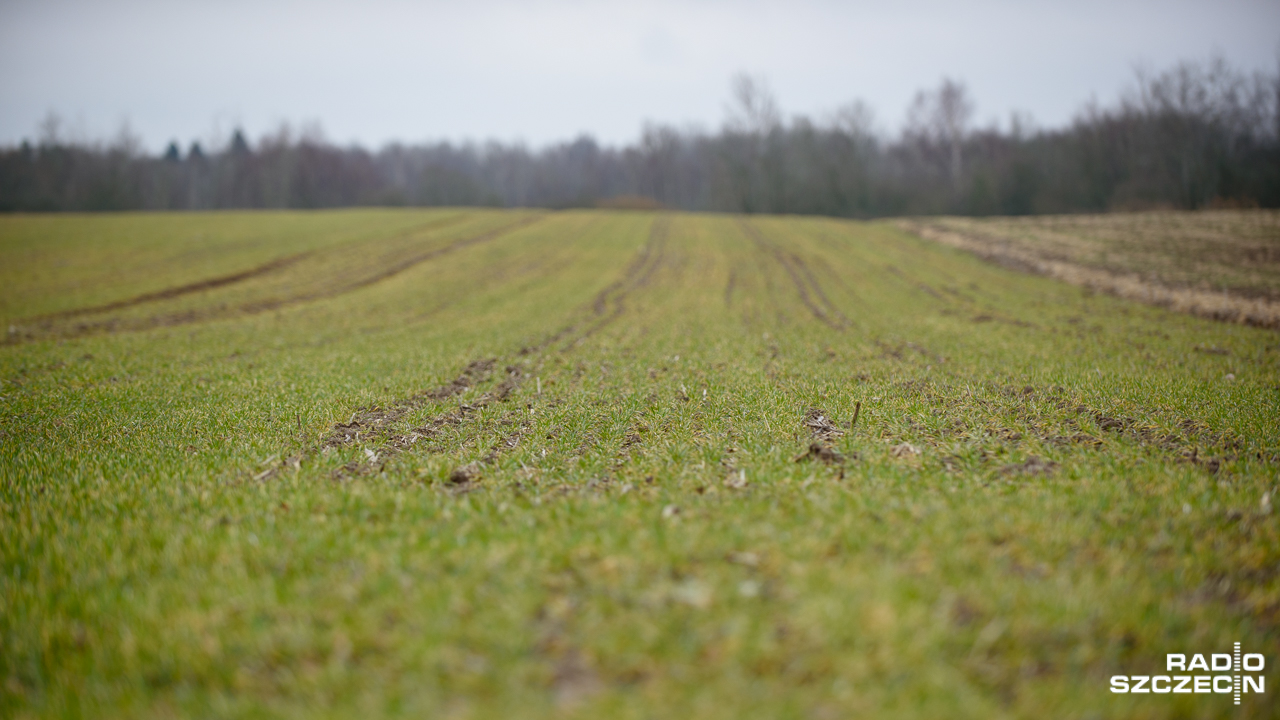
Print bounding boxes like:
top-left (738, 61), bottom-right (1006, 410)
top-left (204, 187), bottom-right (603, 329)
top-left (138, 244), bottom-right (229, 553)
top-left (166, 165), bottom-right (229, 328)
top-left (2, 57), bottom-right (1277, 216)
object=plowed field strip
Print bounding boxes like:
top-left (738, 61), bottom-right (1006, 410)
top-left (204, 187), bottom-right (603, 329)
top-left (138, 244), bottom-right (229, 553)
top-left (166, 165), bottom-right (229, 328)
top-left (899, 220), bottom-right (1280, 330)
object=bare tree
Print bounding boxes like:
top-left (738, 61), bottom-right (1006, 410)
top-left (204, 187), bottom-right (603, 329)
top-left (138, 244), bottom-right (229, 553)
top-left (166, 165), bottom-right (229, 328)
top-left (37, 112), bottom-right (63, 147)
top-left (726, 73), bottom-right (781, 134)
top-left (2, 57), bottom-right (1276, 215)
top-left (905, 78), bottom-right (974, 188)
top-left (718, 74), bottom-right (785, 212)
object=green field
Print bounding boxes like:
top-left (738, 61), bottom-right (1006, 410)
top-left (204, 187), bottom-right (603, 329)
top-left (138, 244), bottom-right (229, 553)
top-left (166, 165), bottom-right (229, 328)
top-left (2, 209), bottom-right (1277, 718)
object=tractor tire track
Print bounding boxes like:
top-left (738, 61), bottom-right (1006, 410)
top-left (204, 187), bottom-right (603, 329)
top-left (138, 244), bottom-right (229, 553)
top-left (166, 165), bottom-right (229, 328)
top-left (509, 213), bottom-right (671, 356)
top-left (560, 215), bottom-right (671, 349)
top-left (736, 219), bottom-right (849, 330)
top-left (253, 357), bottom-right (528, 482)
top-left (6, 215), bottom-right (543, 345)
top-left (259, 215), bottom-right (669, 483)
top-left (787, 249), bottom-right (851, 326)
top-left (800, 225), bottom-right (870, 302)
top-left (20, 214), bottom-right (469, 325)
top-left (28, 251), bottom-right (316, 322)
top-left (322, 358), bottom-right (499, 449)
top-left (330, 362), bottom-right (532, 480)
top-left (241, 215), bottom-right (545, 315)
top-left (746, 229), bottom-right (788, 326)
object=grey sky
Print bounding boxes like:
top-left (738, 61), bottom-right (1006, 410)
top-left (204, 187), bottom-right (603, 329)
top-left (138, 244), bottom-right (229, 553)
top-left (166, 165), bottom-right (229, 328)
top-left (1, 0), bottom-right (1277, 152)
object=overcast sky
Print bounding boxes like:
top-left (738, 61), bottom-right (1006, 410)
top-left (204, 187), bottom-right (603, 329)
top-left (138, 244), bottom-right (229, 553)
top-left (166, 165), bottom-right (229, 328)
top-left (1, 0), bottom-right (1277, 152)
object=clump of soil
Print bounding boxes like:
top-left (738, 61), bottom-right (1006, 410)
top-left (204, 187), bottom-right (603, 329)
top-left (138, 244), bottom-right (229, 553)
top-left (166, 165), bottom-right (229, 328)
top-left (796, 442), bottom-right (845, 465)
top-left (804, 408), bottom-right (845, 440)
top-left (423, 359), bottom-right (496, 400)
top-left (449, 462), bottom-right (482, 484)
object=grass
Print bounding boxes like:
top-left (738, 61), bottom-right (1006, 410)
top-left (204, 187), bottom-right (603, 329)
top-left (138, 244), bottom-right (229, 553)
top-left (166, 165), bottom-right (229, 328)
top-left (2, 208), bottom-right (1278, 719)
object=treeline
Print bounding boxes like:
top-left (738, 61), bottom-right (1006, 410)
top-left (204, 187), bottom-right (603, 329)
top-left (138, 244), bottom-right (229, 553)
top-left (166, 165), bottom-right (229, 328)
top-left (2, 57), bottom-right (1277, 216)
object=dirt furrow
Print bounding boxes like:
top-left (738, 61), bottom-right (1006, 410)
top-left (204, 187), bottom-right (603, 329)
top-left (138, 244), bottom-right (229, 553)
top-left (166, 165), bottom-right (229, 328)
top-left (322, 358), bottom-right (499, 449)
top-left (330, 363), bottom-right (532, 480)
top-left (250, 357), bottom-right (519, 482)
